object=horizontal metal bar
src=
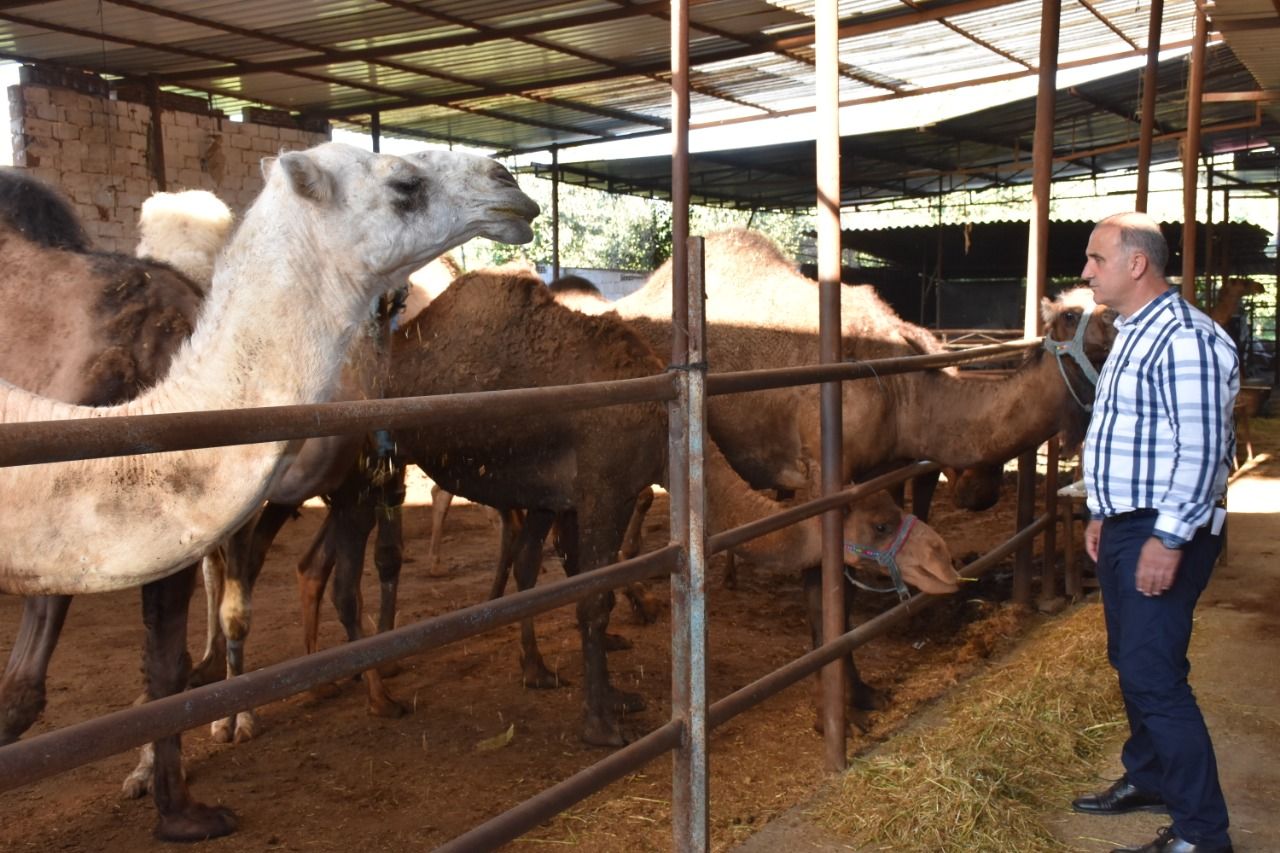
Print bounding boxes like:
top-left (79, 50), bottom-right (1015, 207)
top-left (434, 721), bottom-right (683, 853)
top-left (706, 340), bottom-right (1036, 397)
top-left (0, 545), bottom-right (679, 792)
top-left (707, 512), bottom-right (1051, 727)
top-left (0, 374), bottom-right (679, 469)
top-left (708, 460), bottom-right (942, 555)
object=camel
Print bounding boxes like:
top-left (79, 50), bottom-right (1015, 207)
top-left (0, 143), bottom-right (539, 840)
top-left (297, 266), bottom-right (958, 747)
top-left (1209, 277), bottom-right (1263, 328)
top-left (613, 229), bottom-right (1114, 492)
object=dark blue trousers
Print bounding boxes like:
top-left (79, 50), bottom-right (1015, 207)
top-left (1096, 511), bottom-right (1230, 847)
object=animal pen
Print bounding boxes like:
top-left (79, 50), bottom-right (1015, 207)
top-left (1, 0), bottom-right (1277, 850)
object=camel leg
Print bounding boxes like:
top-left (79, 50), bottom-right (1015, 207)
top-left (576, 498), bottom-right (645, 747)
top-left (327, 481), bottom-right (408, 719)
top-left (189, 548), bottom-right (227, 687)
top-left (909, 470), bottom-right (942, 522)
top-left (213, 503), bottom-right (294, 744)
top-left (617, 487), bottom-right (662, 624)
top-left (555, 512), bottom-right (632, 652)
top-left (142, 565), bottom-right (238, 842)
top-left (0, 594), bottom-right (72, 744)
top-left (297, 508), bottom-right (343, 701)
top-left (489, 509), bottom-right (526, 601)
top-left (425, 484), bottom-right (454, 577)
top-left (371, 465), bottom-right (407, 677)
top-left (801, 566), bottom-right (886, 736)
top-left (513, 509), bottom-right (563, 688)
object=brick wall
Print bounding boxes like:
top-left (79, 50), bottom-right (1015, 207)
top-left (8, 70), bottom-right (330, 253)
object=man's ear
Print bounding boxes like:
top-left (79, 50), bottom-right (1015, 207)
top-left (1129, 250), bottom-right (1149, 279)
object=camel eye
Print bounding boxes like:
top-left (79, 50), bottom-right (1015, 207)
top-left (390, 176), bottom-right (423, 196)
top-left (874, 522), bottom-right (892, 535)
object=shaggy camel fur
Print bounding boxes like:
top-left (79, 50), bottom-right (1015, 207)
top-left (0, 144), bottom-right (538, 841)
top-left (297, 267), bottom-right (958, 747)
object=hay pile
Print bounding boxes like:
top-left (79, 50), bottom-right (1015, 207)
top-left (815, 602), bottom-right (1124, 853)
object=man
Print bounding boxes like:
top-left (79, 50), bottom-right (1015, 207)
top-left (1073, 212), bottom-right (1239, 853)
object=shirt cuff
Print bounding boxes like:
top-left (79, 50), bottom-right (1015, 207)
top-left (1153, 516), bottom-right (1193, 545)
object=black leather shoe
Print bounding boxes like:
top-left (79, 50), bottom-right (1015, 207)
top-left (1072, 776), bottom-right (1166, 815)
top-left (1111, 825), bottom-right (1234, 853)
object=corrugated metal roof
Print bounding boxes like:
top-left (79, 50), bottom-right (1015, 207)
top-left (537, 44), bottom-right (1278, 209)
top-left (0, 0), bottom-right (1270, 157)
top-left (0, 0), bottom-right (1275, 208)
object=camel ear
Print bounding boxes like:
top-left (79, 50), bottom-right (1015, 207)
top-left (277, 151), bottom-right (335, 204)
top-left (1039, 296), bottom-right (1056, 326)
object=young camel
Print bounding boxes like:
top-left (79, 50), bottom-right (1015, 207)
top-left (0, 143), bottom-right (539, 841)
top-left (298, 266), bottom-right (959, 747)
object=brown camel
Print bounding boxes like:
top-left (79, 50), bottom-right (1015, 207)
top-left (614, 230), bottom-right (1114, 493)
top-left (297, 266), bottom-right (959, 747)
top-left (0, 145), bottom-right (539, 841)
top-left (1209, 277), bottom-right (1263, 328)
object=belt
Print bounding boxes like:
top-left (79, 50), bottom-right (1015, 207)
top-left (1104, 498), bottom-right (1226, 523)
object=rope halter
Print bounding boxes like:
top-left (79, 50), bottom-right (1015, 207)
top-left (1042, 302), bottom-right (1100, 412)
top-left (843, 513), bottom-right (918, 602)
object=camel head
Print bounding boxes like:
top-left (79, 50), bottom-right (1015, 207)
top-left (843, 491), bottom-right (959, 597)
top-left (263, 143), bottom-right (539, 285)
top-left (1039, 286), bottom-right (1119, 450)
top-left (1223, 277), bottom-right (1264, 299)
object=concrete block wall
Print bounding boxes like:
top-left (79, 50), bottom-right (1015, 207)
top-left (8, 79), bottom-right (329, 253)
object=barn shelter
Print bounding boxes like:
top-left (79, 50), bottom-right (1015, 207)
top-left (1, 1), bottom-right (1280, 851)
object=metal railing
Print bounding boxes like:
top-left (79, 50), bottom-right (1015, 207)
top-left (0, 334), bottom-right (1071, 851)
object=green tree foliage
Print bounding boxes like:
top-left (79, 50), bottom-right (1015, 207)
top-left (460, 174), bottom-right (812, 274)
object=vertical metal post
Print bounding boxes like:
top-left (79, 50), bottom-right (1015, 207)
top-left (552, 146), bottom-right (562, 282)
top-left (668, 2), bottom-right (707, 849)
top-left (1013, 448), bottom-right (1037, 607)
top-left (1181, 6), bottom-right (1207, 303)
top-left (1220, 188), bottom-right (1231, 287)
top-left (1024, 0), bottom-right (1061, 337)
top-left (1135, 0), bottom-right (1164, 212)
top-left (1039, 438), bottom-right (1060, 611)
top-left (816, 0), bottom-right (847, 772)
top-left (370, 111), bottom-right (381, 153)
top-left (1205, 167), bottom-right (1216, 304)
top-left (146, 77), bottom-right (167, 191)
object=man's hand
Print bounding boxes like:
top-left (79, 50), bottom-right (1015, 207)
top-left (1085, 519), bottom-right (1102, 562)
top-left (1136, 537), bottom-right (1182, 596)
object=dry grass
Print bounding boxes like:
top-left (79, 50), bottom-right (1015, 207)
top-left (812, 603), bottom-right (1124, 853)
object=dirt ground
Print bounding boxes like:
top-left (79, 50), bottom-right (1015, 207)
top-left (0, 457), bottom-right (1168, 852)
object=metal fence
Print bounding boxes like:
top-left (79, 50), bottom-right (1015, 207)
top-left (0, 320), bottom-right (1072, 849)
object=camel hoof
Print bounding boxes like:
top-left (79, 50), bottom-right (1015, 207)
top-left (607, 688), bottom-right (646, 714)
top-left (852, 683), bottom-right (891, 712)
top-left (604, 632), bottom-right (633, 652)
top-left (625, 590), bottom-right (663, 625)
top-left (0, 680), bottom-right (46, 744)
top-left (581, 714), bottom-right (628, 747)
top-left (120, 768), bottom-right (151, 800)
top-left (426, 562), bottom-right (449, 578)
top-left (522, 665), bottom-right (568, 690)
top-left (209, 717), bottom-right (234, 744)
top-left (153, 803), bottom-right (238, 842)
top-left (230, 711), bottom-right (260, 744)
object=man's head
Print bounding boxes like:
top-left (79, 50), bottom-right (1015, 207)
top-left (1081, 211), bottom-right (1170, 317)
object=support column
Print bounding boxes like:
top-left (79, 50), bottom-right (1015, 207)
top-left (816, 0), bottom-right (847, 773)
top-left (1181, 5), bottom-right (1208, 303)
top-left (1024, 0), bottom-right (1062, 336)
top-left (370, 111), bottom-right (381, 153)
top-left (551, 147), bottom-right (561, 282)
top-left (1135, 0), bottom-right (1164, 212)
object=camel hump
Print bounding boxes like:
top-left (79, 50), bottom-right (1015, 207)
top-left (135, 190), bottom-right (235, 291)
top-left (0, 168), bottom-right (92, 252)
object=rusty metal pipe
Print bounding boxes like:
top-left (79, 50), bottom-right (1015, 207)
top-left (1182, 5), bottom-right (1207, 301)
top-left (1135, 0), bottom-right (1164, 211)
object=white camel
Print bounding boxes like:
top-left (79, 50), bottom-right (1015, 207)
top-left (0, 143), bottom-right (537, 595)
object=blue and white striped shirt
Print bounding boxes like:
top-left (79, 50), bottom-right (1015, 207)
top-left (1084, 289), bottom-right (1239, 543)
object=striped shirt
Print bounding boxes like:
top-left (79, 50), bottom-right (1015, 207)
top-left (1084, 288), bottom-right (1239, 543)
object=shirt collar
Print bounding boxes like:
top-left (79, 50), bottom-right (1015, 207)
top-left (1116, 287), bottom-right (1177, 329)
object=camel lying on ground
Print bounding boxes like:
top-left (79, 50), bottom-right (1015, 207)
top-left (299, 266), bottom-right (959, 747)
top-left (0, 144), bottom-right (539, 841)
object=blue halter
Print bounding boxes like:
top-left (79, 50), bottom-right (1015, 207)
top-left (843, 514), bottom-right (917, 602)
top-left (1043, 303), bottom-right (1100, 412)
